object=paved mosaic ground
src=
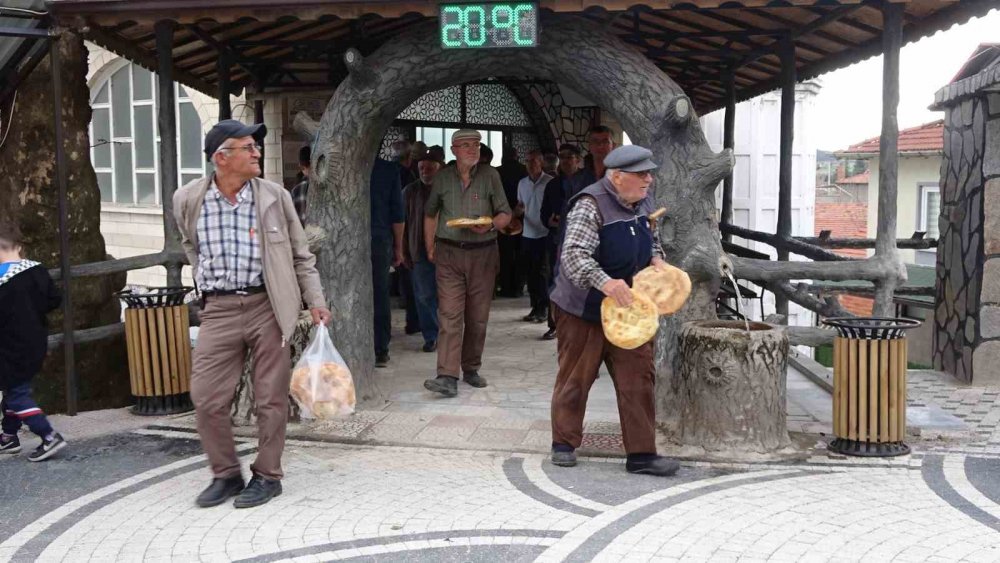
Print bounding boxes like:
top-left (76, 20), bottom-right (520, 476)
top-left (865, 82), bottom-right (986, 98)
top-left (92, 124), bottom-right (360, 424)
top-left (4, 429), bottom-right (1000, 562)
top-left (7, 298), bottom-right (1000, 561)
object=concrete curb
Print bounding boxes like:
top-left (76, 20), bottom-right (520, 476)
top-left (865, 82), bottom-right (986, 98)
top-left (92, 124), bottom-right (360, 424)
top-left (789, 351), bottom-right (833, 395)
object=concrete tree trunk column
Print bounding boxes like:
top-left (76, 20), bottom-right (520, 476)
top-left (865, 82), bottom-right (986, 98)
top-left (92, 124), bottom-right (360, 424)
top-left (309, 15), bottom-right (732, 408)
top-left (0, 31), bottom-right (128, 411)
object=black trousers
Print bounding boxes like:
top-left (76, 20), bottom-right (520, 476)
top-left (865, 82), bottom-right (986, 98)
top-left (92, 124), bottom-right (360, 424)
top-left (522, 236), bottom-right (549, 315)
top-left (497, 233), bottom-right (524, 297)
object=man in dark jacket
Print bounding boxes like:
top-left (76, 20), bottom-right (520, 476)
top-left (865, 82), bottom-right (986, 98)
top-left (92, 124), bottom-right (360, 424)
top-left (0, 225), bottom-right (66, 461)
top-left (548, 145), bottom-right (679, 477)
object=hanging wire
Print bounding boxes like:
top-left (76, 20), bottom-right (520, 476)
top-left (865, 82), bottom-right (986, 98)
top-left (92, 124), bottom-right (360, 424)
top-left (0, 90), bottom-right (17, 152)
top-left (0, 6), bottom-right (49, 16)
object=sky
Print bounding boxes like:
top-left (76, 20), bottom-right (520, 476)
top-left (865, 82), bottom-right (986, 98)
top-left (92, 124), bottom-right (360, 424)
top-left (812, 7), bottom-right (1000, 152)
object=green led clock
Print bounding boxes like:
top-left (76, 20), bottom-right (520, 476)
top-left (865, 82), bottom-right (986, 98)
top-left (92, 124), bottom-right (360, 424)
top-left (439, 2), bottom-right (538, 49)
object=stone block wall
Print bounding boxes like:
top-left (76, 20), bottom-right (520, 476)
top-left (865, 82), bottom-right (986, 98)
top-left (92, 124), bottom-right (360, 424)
top-left (976, 93), bottom-right (1000, 382)
top-left (934, 91), bottom-right (1000, 384)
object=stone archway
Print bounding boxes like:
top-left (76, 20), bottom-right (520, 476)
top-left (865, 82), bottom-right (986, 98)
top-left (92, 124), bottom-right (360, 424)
top-left (310, 14), bottom-right (733, 407)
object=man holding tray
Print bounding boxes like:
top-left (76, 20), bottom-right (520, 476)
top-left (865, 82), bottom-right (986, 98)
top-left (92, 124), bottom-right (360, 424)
top-left (422, 129), bottom-right (512, 397)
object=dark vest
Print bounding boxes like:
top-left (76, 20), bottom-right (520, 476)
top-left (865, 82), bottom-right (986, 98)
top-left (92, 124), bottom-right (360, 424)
top-left (550, 178), bottom-right (655, 323)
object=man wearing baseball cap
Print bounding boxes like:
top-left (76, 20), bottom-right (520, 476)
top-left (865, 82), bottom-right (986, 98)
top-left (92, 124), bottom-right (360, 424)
top-left (422, 130), bottom-right (512, 397)
top-left (173, 119), bottom-right (331, 508)
top-left (548, 144), bottom-right (680, 477)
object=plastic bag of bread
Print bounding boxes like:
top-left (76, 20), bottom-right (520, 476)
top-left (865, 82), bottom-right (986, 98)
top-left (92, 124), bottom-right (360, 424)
top-left (290, 323), bottom-right (356, 420)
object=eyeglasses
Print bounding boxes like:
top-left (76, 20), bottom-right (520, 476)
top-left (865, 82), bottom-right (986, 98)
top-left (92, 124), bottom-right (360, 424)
top-left (216, 143), bottom-right (262, 155)
top-left (625, 171), bottom-right (654, 179)
top-left (452, 142), bottom-right (480, 150)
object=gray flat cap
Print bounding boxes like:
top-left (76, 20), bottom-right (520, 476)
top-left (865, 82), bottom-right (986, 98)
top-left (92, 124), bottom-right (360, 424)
top-left (604, 145), bottom-right (658, 172)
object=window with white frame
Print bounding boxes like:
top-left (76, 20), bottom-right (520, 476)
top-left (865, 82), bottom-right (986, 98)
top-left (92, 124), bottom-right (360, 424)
top-left (89, 62), bottom-right (208, 205)
top-left (415, 127), bottom-right (504, 166)
top-left (919, 185), bottom-right (940, 240)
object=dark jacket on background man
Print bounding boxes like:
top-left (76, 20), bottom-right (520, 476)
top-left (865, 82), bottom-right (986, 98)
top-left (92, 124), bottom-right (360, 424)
top-left (0, 261), bottom-right (61, 389)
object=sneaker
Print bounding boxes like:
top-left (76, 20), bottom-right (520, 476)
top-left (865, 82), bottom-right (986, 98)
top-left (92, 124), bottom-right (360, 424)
top-left (462, 371), bottom-right (488, 388)
top-left (423, 375), bottom-right (458, 397)
top-left (422, 340), bottom-right (437, 353)
top-left (551, 449), bottom-right (577, 467)
top-left (0, 434), bottom-right (21, 454)
top-left (541, 328), bottom-right (557, 340)
top-left (625, 456), bottom-right (680, 477)
top-left (375, 353), bottom-right (390, 368)
top-left (27, 433), bottom-right (66, 462)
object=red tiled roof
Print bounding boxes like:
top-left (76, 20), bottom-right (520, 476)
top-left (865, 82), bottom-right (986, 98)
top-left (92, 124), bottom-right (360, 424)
top-left (838, 120), bottom-right (944, 155)
top-left (838, 171), bottom-right (870, 185)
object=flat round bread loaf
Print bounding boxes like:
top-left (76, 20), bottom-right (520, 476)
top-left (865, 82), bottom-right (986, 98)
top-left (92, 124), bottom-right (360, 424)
top-left (290, 362), bottom-right (356, 419)
top-left (446, 215), bottom-right (494, 228)
top-left (601, 289), bottom-right (659, 350)
top-left (633, 263), bottom-right (692, 315)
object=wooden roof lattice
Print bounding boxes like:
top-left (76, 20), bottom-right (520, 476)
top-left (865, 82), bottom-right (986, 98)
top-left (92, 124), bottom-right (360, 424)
top-left (46, 1), bottom-right (1000, 114)
top-left (49, 0), bottom-right (1000, 113)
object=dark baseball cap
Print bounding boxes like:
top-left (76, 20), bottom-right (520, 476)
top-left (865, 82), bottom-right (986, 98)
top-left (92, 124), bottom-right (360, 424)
top-left (204, 119), bottom-right (267, 161)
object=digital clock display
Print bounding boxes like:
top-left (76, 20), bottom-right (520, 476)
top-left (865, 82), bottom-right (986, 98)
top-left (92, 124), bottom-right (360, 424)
top-left (439, 2), bottom-right (538, 49)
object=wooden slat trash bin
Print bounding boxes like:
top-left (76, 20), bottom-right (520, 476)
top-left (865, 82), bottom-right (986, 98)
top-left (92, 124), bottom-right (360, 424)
top-left (117, 287), bottom-right (195, 415)
top-left (823, 317), bottom-right (921, 457)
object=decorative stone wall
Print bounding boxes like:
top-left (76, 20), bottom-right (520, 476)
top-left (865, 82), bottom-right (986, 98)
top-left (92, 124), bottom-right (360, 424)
top-left (516, 81), bottom-right (597, 149)
top-left (933, 80), bottom-right (1000, 384)
top-left (977, 94), bottom-right (1000, 382)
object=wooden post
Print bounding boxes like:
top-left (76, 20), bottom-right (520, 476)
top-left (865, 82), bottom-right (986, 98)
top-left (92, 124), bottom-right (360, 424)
top-left (873, 2), bottom-right (903, 317)
top-left (155, 20), bottom-right (182, 287)
top-left (775, 36), bottom-right (796, 318)
top-left (217, 53), bottom-right (231, 120)
top-left (255, 95), bottom-right (265, 177)
top-left (50, 36), bottom-right (79, 415)
top-left (722, 67), bottom-right (736, 243)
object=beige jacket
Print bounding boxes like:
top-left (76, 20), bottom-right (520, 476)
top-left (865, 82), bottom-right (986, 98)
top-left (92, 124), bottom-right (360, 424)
top-left (173, 176), bottom-right (326, 344)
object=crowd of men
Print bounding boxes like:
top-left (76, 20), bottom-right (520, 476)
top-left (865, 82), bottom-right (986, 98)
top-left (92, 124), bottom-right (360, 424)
top-left (4, 122), bottom-right (672, 512)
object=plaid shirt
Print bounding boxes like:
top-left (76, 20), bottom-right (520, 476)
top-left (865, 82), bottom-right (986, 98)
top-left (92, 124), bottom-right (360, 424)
top-left (561, 195), bottom-right (666, 291)
top-left (195, 181), bottom-right (264, 292)
top-left (291, 178), bottom-right (309, 225)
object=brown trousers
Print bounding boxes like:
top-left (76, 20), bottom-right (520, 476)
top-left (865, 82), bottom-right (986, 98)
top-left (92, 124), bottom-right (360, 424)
top-left (191, 292), bottom-right (291, 480)
top-left (434, 241), bottom-right (500, 377)
top-left (550, 305), bottom-right (657, 454)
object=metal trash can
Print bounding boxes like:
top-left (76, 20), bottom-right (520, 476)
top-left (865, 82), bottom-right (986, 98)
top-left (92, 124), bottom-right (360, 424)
top-left (822, 317), bottom-right (921, 457)
top-left (117, 287), bottom-right (195, 415)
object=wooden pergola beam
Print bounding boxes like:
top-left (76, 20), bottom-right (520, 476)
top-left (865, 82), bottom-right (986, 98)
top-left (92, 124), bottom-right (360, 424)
top-left (155, 20), bottom-right (183, 286)
top-left (85, 23), bottom-right (216, 94)
top-left (775, 35), bottom-right (796, 318)
top-left (873, 1), bottom-right (904, 316)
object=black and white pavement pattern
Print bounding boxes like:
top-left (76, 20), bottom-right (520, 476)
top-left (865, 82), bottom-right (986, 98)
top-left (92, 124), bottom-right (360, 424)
top-left (4, 427), bottom-right (1000, 562)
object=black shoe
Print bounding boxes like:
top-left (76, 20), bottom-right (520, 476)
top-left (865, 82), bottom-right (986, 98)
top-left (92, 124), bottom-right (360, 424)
top-left (522, 312), bottom-right (539, 322)
top-left (375, 353), bottom-right (390, 368)
top-left (196, 474), bottom-right (245, 507)
top-left (626, 456), bottom-right (680, 477)
top-left (541, 328), bottom-right (557, 340)
top-left (27, 433), bottom-right (66, 462)
top-left (462, 371), bottom-right (488, 388)
top-left (405, 326), bottom-right (421, 335)
top-left (0, 434), bottom-right (21, 455)
top-left (424, 375), bottom-right (458, 397)
top-left (233, 475), bottom-right (282, 508)
top-left (551, 449), bottom-right (577, 467)
top-left (422, 340), bottom-right (437, 353)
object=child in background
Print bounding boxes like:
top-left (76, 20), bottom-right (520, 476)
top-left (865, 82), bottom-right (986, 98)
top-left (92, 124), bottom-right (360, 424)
top-left (0, 224), bottom-right (66, 461)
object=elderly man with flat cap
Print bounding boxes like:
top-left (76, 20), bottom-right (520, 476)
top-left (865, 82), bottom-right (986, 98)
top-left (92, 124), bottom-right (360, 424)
top-left (422, 130), bottom-right (512, 397)
top-left (173, 119), bottom-right (331, 508)
top-left (548, 144), bottom-right (680, 477)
